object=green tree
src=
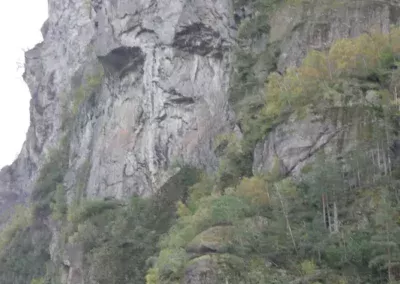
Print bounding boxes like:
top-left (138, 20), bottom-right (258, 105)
top-left (369, 189), bottom-right (400, 283)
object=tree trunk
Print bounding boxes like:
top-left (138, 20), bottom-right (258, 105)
top-left (377, 143), bottom-right (381, 171)
top-left (333, 201), bottom-right (339, 233)
top-left (386, 221), bottom-right (392, 283)
top-left (371, 149), bottom-right (376, 183)
top-left (322, 194), bottom-right (326, 229)
top-left (327, 195), bottom-right (332, 233)
top-left (275, 184), bottom-right (297, 253)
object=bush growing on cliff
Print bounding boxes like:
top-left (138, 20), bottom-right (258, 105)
top-left (64, 197), bottom-right (161, 284)
top-left (50, 184), bottom-right (67, 221)
top-left (0, 205), bottom-right (32, 251)
top-left (30, 278), bottom-right (44, 284)
top-left (0, 132), bottom-right (72, 283)
top-left (148, 175), bottom-right (272, 283)
top-left (235, 176), bottom-right (270, 207)
top-left (145, 24), bottom-right (400, 283)
top-left (67, 198), bottom-right (122, 225)
top-left (59, 166), bottom-right (202, 284)
top-left (263, 28), bottom-right (400, 123)
top-left (71, 66), bottom-right (104, 116)
top-left (31, 135), bottom-right (70, 218)
top-left (0, 224), bottom-right (51, 284)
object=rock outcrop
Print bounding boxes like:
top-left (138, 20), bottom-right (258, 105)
top-left (0, 0), bottom-right (237, 214)
top-left (253, 0), bottom-right (400, 176)
top-left (2, 0), bottom-right (400, 283)
top-left (271, 0), bottom-right (400, 72)
top-left (1, 1), bottom-right (237, 282)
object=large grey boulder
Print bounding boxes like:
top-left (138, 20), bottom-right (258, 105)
top-left (183, 255), bottom-right (218, 284)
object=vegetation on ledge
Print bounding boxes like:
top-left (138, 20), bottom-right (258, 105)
top-left (145, 27), bottom-right (400, 284)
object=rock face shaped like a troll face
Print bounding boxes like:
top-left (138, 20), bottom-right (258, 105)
top-left (0, 0), bottom-right (236, 213)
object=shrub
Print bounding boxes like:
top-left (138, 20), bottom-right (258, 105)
top-left (157, 248), bottom-right (188, 281)
top-left (186, 174), bottom-right (214, 212)
top-left (0, 205), bottom-right (32, 251)
top-left (67, 199), bottom-right (121, 225)
top-left (231, 216), bottom-right (270, 256)
top-left (64, 179), bottom-right (199, 284)
top-left (66, 199), bottom-right (156, 283)
top-left (146, 267), bottom-right (159, 284)
top-left (235, 176), bottom-right (270, 207)
top-left (160, 196), bottom-right (214, 249)
top-left (263, 27), bottom-right (400, 122)
top-left (215, 254), bottom-right (247, 282)
top-left (31, 136), bottom-right (70, 218)
top-left (300, 259), bottom-right (317, 275)
top-left (216, 133), bottom-right (254, 189)
top-left (0, 225), bottom-right (51, 284)
top-left (176, 201), bottom-right (191, 218)
top-left (73, 158), bottom-right (91, 206)
top-left (71, 66), bottom-right (104, 116)
top-left (30, 278), bottom-right (44, 284)
top-left (210, 195), bottom-right (251, 225)
top-left (237, 13), bottom-right (270, 41)
top-left (50, 184), bottom-right (67, 221)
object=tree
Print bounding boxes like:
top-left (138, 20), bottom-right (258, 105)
top-left (369, 189), bottom-right (400, 282)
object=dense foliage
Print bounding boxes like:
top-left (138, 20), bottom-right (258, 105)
top-left (64, 167), bottom-right (201, 284)
top-left (0, 218), bottom-right (51, 284)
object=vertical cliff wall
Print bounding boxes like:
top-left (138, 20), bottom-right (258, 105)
top-left (0, 0), bottom-right (237, 214)
top-left (253, 0), bottom-right (400, 176)
top-left (2, 0), bottom-right (400, 283)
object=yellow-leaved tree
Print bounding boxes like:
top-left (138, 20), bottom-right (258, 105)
top-left (264, 27), bottom-right (400, 121)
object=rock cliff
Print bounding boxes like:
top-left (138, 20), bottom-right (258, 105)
top-left (0, 0), bottom-right (236, 213)
top-left (2, 0), bottom-right (400, 283)
top-left (254, 0), bottom-right (400, 176)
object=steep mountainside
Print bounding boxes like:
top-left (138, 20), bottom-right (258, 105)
top-left (0, 0), bottom-right (236, 213)
top-left (2, 0), bottom-right (400, 283)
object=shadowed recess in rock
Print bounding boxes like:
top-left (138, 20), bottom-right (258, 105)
top-left (98, 46), bottom-right (145, 78)
top-left (173, 23), bottom-right (222, 56)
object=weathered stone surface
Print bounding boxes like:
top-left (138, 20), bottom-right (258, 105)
top-left (183, 255), bottom-right (218, 284)
top-left (63, 243), bottom-right (84, 284)
top-left (1, 0), bottom-right (400, 283)
top-left (0, 0), bottom-right (236, 281)
top-left (186, 225), bottom-right (234, 254)
top-left (69, 0), bottom-right (237, 200)
top-left (0, 0), bottom-right (237, 214)
top-left (270, 1), bottom-right (400, 72)
top-left (1, 0), bottom-right (397, 224)
top-left (253, 0), bottom-right (400, 177)
top-left (253, 115), bottom-right (338, 176)
top-left (183, 254), bottom-right (245, 284)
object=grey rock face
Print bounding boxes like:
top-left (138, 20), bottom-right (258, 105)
top-left (254, 0), bottom-right (400, 176)
top-left (0, 2), bottom-right (236, 282)
top-left (270, 1), bottom-right (400, 72)
top-left (0, 0), bottom-right (398, 283)
top-left (253, 115), bottom-right (338, 176)
top-left (81, 0), bottom-right (236, 199)
top-left (63, 243), bottom-right (84, 284)
top-left (0, 0), bottom-right (236, 214)
top-left (183, 255), bottom-right (218, 284)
